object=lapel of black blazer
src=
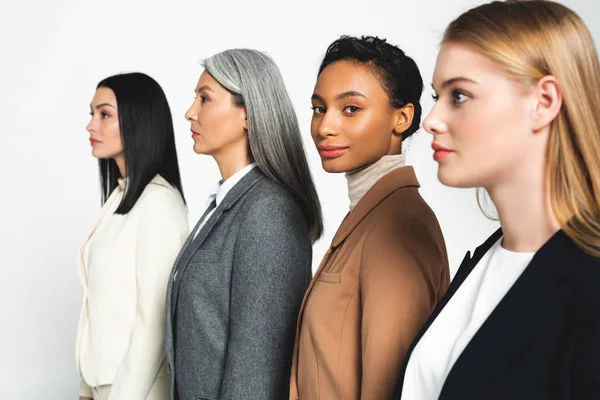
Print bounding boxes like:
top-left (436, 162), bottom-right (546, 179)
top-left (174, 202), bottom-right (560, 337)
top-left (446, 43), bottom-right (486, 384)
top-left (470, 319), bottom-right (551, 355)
top-left (392, 228), bottom-right (503, 399)
top-left (170, 167), bottom-right (265, 314)
top-left (439, 229), bottom-right (577, 398)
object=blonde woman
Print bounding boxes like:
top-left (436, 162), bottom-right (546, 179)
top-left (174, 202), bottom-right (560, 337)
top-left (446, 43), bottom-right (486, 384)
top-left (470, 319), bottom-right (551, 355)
top-left (395, 1), bottom-right (600, 399)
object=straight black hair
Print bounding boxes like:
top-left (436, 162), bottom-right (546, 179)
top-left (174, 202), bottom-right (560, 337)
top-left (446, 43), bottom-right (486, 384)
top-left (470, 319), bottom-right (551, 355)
top-left (96, 72), bottom-right (185, 213)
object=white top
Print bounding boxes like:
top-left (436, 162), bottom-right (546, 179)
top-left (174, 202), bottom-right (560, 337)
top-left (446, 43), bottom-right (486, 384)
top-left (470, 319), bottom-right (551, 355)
top-left (76, 175), bottom-right (189, 397)
top-left (401, 237), bottom-right (535, 400)
top-left (192, 162), bottom-right (257, 240)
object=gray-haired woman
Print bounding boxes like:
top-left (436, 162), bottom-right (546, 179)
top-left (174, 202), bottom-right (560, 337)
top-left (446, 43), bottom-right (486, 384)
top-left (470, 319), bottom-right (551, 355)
top-left (165, 49), bottom-right (323, 400)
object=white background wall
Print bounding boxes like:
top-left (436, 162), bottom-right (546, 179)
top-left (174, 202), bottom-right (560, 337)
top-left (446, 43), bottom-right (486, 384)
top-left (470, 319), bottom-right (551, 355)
top-left (1, 0), bottom-right (597, 397)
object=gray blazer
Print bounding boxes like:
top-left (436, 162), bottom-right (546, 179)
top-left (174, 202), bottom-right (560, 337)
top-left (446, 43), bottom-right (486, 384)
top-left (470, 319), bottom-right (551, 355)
top-left (165, 168), bottom-right (312, 400)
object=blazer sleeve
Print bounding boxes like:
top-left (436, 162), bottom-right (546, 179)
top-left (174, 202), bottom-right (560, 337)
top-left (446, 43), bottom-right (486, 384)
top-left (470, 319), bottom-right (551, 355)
top-left (219, 194), bottom-right (312, 400)
top-left (79, 377), bottom-right (93, 397)
top-left (358, 209), bottom-right (448, 400)
top-left (572, 292), bottom-right (600, 398)
top-left (107, 190), bottom-right (188, 399)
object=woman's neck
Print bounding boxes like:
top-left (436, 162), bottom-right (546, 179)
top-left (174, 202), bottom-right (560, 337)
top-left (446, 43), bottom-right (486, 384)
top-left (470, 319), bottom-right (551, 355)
top-left (114, 154), bottom-right (126, 179)
top-left (214, 149), bottom-right (253, 182)
top-left (346, 154), bottom-right (405, 210)
top-left (487, 160), bottom-right (560, 252)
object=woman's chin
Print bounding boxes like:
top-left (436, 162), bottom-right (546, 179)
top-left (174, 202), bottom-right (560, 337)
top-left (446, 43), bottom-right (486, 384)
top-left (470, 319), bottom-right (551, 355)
top-left (438, 168), bottom-right (478, 189)
top-left (320, 159), bottom-right (348, 174)
top-left (193, 143), bottom-right (211, 155)
top-left (91, 148), bottom-right (114, 160)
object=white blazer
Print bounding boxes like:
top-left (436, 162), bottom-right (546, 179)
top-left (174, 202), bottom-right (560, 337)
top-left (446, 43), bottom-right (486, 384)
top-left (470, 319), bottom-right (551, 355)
top-left (76, 174), bottom-right (188, 399)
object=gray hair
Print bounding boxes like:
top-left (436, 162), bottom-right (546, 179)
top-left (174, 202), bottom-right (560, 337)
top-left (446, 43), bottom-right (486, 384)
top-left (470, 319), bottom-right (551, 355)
top-left (203, 49), bottom-right (323, 241)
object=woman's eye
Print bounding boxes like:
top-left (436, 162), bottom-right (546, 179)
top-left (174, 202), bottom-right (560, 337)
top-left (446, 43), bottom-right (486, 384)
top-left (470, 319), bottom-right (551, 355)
top-left (432, 93), bottom-right (439, 102)
top-left (101, 112), bottom-right (109, 119)
top-left (343, 105), bottom-right (360, 114)
top-left (200, 96), bottom-right (209, 103)
top-left (311, 105), bottom-right (325, 114)
top-left (452, 90), bottom-right (469, 105)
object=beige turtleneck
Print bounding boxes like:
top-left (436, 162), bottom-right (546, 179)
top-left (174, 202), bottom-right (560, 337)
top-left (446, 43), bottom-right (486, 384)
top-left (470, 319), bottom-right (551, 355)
top-left (346, 154), bottom-right (406, 210)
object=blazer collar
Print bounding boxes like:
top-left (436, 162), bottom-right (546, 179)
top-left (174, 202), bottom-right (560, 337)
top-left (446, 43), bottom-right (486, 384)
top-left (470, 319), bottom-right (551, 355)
top-left (78, 174), bottom-right (180, 285)
top-left (150, 173), bottom-right (174, 189)
top-left (218, 167), bottom-right (264, 211)
top-left (394, 228), bottom-right (502, 394)
top-left (168, 167), bottom-right (266, 314)
top-left (77, 187), bottom-right (124, 283)
top-left (117, 173), bottom-right (174, 191)
top-left (458, 227), bottom-right (503, 282)
top-left (81, 173), bottom-right (176, 247)
top-left (185, 167), bottom-right (264, 253)
top-left (332, 165), bottom-right (419, 247)
top-left (175, 167), bottom-right (265, 264)
top-left (401, 227), bottom-right (501, 367)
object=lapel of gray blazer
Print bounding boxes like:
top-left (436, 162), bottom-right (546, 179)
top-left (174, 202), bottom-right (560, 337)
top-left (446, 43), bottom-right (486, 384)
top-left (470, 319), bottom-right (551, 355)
top-left (169, 167), bottom-right (265, 314)
top-left (165, 204), bottom-right (213, 321)
top-left (164, 200), bottom-right (218, 372)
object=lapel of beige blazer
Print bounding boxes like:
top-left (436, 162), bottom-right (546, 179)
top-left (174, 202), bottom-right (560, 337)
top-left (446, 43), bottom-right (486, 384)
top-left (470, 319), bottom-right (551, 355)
top-left (76, 183), bottom-right (124, 285)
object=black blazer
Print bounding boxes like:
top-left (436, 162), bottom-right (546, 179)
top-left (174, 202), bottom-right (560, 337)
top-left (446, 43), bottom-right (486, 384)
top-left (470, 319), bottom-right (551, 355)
top-left (393, 228), bottom-right (600, 400)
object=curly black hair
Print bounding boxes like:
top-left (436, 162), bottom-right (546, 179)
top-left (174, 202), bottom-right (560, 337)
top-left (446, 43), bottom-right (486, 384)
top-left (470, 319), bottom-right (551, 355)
top-left (318, 35), bottom-right (424, 139)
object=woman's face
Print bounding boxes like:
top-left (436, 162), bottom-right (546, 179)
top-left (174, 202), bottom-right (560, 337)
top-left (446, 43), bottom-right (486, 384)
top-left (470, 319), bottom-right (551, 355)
top-left (425, 42), bottom-right (541, 189)
top-left (86, 87), bottom-right (123, 160)
top-left (185, 71), bottom-right (248, 157)
top-left (310, 60), bottom-right (412, 173)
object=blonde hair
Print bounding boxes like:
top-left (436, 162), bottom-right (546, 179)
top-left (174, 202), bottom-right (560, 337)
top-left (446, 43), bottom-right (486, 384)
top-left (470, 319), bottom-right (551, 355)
top-left (445, 0), bottom-right (600, 256)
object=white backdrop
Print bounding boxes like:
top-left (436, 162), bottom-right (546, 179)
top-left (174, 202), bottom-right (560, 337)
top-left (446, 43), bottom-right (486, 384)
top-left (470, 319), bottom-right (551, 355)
top-left (1, 0), bottom-right (597, 397)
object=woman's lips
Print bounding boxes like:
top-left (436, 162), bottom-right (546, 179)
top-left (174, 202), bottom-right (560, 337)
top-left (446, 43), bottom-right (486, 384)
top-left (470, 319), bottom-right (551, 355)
top-left (318, 145), bottom-right (349, 159)
top-left (432, 142), bottom-right (453, 162)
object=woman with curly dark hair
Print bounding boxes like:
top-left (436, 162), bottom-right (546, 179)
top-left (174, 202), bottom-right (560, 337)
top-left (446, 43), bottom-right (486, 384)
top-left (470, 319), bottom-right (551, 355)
top-left (289, 36), bottom-right (450, 400)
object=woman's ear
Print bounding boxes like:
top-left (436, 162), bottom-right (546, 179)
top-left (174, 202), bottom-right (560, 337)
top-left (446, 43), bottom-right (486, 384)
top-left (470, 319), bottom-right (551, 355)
top-left (531, 75), bottom-right (562, 132)
top-left (393, 103), bottom-right (414, 136)
top-left (241, 107), bottom-right (248, 130)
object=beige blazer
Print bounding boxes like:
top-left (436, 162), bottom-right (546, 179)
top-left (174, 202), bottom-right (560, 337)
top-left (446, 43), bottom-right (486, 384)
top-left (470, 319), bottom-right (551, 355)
top-left (76, 175), bottom-right (188, 399)
top-left (289, 166), bottom-right (450, 400)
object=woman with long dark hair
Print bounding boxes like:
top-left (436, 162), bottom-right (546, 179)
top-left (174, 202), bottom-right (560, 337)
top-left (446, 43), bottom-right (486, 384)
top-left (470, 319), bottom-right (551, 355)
top-left (165, 49), bottom-right (323, 400)
top-left (76, 72), bottom-right (188, 400)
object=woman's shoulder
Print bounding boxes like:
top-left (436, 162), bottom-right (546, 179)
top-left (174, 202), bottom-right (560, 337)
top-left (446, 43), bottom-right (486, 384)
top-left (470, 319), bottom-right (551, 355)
top-left (239, 178), bottom-right (307, 230)
top-left (136, 175), bottom-right (186, 212)
top-left (244, 177), bottom-right (300, 211)
top-left (571, 243), bottom-right (600, 293)
top-left (373, 186), bottom-right (441, 231)
top-left (567, 248), bottom-right (600, 325)
top-left (532, 231), bottom-right (600, 316)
